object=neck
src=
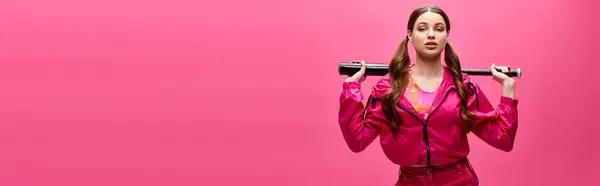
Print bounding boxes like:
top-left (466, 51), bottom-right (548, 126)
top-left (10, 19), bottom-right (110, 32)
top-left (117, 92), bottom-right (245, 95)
top-left (412, 55), bottom-right (443, 78)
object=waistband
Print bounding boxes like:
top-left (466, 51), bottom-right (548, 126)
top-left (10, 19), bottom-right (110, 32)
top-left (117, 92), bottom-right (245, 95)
top-left (399, 158), bottom-right (471, 176)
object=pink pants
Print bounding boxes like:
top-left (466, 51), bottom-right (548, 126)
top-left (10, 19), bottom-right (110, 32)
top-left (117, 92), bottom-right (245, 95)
top-left (395, 158), bottom-right (479, 186)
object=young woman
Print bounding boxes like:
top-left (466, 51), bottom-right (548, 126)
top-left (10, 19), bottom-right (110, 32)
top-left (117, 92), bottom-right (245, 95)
top-left (338, 4), bottom-right (518, 186)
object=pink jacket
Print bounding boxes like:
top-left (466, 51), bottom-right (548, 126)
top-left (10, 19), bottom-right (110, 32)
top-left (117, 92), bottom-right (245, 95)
top-left (338, 66), bottom-right (519, 167)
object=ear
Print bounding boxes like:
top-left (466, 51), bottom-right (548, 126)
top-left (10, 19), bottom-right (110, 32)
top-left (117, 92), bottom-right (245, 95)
top-left (407, 30), bottom-right (412, 42)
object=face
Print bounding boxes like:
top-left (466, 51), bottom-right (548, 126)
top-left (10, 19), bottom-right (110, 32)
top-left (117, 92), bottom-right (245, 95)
top-left (408, 11), bottom-right (449, 59)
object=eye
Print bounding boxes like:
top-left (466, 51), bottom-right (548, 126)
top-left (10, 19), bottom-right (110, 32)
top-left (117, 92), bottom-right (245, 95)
top-left (418, 28), bottom-right (426, 32)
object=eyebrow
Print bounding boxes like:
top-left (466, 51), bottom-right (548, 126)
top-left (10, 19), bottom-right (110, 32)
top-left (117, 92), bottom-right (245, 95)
top-left (416, 22), bottom-right (445, 26)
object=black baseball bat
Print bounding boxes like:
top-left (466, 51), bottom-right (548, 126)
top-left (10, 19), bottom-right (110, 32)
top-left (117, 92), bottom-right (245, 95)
top-left (338, 62), bottom-right (522, 79)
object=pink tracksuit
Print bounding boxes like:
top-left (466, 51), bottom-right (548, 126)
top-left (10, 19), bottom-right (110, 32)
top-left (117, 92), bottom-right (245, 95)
top-left (338, 66), bottom-right (519, 185)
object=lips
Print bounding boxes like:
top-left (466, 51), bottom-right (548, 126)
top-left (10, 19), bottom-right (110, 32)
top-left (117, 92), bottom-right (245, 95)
top-left (425, 41), bottom-right (437, 45)
top-left (425, 41), bottom-right (437, 49)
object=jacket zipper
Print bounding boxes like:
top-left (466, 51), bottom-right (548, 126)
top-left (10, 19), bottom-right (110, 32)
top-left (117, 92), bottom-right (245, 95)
top-left (398, 88), bottom-right (454, 167)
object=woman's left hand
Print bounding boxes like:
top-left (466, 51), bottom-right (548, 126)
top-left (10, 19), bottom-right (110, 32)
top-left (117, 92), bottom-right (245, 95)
top-left (490, 63), bottom-right (515, 86)
top-left (491, 63), bottom-right (516, 98)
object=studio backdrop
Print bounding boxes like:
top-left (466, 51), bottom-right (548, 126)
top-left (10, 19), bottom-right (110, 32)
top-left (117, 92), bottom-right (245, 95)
top-left (0, 0), bottom-right (598, 186)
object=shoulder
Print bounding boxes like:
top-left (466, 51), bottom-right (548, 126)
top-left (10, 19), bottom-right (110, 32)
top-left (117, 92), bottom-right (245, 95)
top-left (371, 77), bottom-right (392, 98)
top-left (461, 73), bottom-right (477, 87)
top-left (441, 66), bottom-right (477, 87)
top-left (460, 72), bottom-right (481, 96)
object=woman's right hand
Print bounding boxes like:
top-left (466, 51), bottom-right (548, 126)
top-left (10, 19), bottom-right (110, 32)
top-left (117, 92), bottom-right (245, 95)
top-left (344, 60), bottom-right (367, 83)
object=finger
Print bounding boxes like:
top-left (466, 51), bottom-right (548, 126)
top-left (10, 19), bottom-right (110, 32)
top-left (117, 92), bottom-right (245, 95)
top-left (359, 60), bottom-right (367, 72)
top-left (497, 65), bottom-right (508, 72)
top-left (493, 65), bottom-right (506, 73)
top-left (490, 63), bottom-right (499, 73)
top-left (495, 66), bottom-right (505, 72)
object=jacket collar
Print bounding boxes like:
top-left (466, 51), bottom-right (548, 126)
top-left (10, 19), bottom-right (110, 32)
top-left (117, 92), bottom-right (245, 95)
top-left (396, 65), bottom-right (457, 119)
top-left (439, 66), bottom-right (457, 91)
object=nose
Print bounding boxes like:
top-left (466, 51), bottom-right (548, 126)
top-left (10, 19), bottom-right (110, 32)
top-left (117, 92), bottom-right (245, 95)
top-left (427, 29), bottom-right (435, 39)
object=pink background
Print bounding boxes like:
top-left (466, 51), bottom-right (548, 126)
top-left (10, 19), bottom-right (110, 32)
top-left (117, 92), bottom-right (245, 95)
top-left (1, 0), bottom-right (599, 185)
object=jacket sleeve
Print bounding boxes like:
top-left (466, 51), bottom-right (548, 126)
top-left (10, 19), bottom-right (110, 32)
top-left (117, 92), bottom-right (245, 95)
top-left (338, 81), bottom-right (388, 153)
top-left (466, 78), bottom-right (519, 152)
